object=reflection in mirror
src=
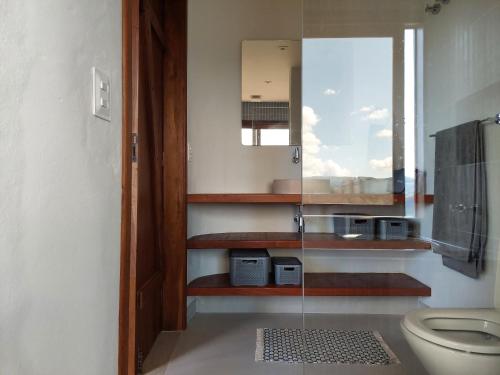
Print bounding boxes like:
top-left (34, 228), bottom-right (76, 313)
top-left (241, 40), bottom-right (301, 146)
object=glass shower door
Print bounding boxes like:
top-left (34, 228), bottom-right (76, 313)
top-left (300, 0), bottom-right (429, 373)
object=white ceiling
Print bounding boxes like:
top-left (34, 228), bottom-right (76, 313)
top-left (241, 40), bottom-right (301, 101)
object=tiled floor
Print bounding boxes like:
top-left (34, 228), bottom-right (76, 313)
top-left (142, 331), bottom-right (180, 375)
top-left (144, 313), bottom-right (428, 375)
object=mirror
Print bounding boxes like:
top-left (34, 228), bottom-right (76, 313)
top-left (241, 40), bottom-right (301, 146)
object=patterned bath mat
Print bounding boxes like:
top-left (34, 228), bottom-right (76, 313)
top-left (255, 328), bottom-right (400, 365)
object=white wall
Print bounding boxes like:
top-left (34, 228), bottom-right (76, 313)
top-left (407, 0), bottom-right (500, 309)
top-left (0, 1), bottom-right (122, 374)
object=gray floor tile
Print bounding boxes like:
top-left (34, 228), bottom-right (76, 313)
top-left (145, 313), bottom-right (427, 375)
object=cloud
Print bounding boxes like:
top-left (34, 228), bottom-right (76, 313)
top-left (364, 108), bottom-right (389, 121)
top-left (303, 105), bottom-right (320, 129)
top-left (376, 129), bottom-right (393, 139)
top-left (302, 106), bottom-right (351, 177)
top-left (302, 106), bottom-right (321, 154)
top-left (369, 157), bottom-right (393, 170)
top-left (360, 105), bottom-right (375, 113)
top-left (303, 157), bottom-right (351, 178)
top-left (323, 88), bottom-right (337, 96)
top-left (355, 106), bottom-right (390, 122)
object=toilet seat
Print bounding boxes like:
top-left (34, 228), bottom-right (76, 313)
top-left (402, 309), bottom-right (500, 355)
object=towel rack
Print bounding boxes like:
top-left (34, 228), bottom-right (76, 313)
top-left (429, 113), bottom-right (500, 138)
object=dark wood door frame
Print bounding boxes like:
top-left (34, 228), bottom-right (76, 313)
top-left (119, 0), bottom-right (187, 373)
top-left (118, 1), bottom-right (139, 373)
top-left (162, 0), bottom-right (187, 331)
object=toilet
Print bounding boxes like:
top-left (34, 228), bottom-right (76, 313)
top-left (401, 309), bottom-right (500, 375)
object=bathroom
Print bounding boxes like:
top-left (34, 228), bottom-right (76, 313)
top-left (146, 0), bottom-right (500, 375)
top-left (1, 0), bottom-right (499, 375)
top-left (170, 0), bottom-right (500, 374)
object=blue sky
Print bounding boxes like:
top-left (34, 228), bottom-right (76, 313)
top-left (302, 38), bottom-right (394, 178)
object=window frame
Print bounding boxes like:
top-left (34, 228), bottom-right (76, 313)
top-left (303, 24), bottom-right (421, 212)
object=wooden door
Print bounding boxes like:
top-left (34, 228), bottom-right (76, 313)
top-left (120, 0), bottom-right (186, 373)
top-left (133, 0), bottom-right (166, 369)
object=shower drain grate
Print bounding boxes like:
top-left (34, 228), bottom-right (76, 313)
top-left (255, 328), bottom-right (400, 365)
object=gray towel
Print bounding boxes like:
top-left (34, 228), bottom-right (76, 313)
top-left (432, 121), bottom-right (488, 278)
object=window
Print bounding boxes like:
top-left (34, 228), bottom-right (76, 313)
top-left (241, 128), bottom-right (290, 146)
top-left (302, 29), bottom-right (419, 211)
top-left (302, 37), bottom-right (394, 180)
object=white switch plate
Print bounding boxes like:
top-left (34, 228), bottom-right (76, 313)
top-left (92, 67), bottom-right (111, 122)
top-left (187, 143), bottom-right (193, 162)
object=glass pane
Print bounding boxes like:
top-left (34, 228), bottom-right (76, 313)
top-left (303, 37), bottom-right (394, 181)
top-left (241, 128), bottom-right (253, 145)
top-left (302, 1), bottom-right (500, 375)
top-left (301, 34), bottom-right (411, 215)
top-left (404, 28), bottom-right (416, 217)
top-left (185, 1), bottom-right (304, 374)
top-left (261, 128), bottom-right (290, 145)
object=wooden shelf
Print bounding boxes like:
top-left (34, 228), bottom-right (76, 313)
top-left (187, 232), bottom-right (432, 250)
top-left (187, 273), bottom-right (431, 297)
top-left (188, 193), bottom-right (434, 205)
top-left (303, 233), bottom-right (431, 250)
top-left (187, 194), bottom-right (301, 204)
top-left (303, 194), bottom-right (403, 205)
top-left (187, 232), bottom-right (301, 249)
top-left (421, 194), bottom-right (434, 204)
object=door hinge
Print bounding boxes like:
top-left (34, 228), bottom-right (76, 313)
top-left (136, 348), bottom-right (144, 374)
top-left (131, 133), bottom-right (138, 163)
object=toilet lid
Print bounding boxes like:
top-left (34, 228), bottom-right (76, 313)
top-left (403, 308), bottom-right (500, 354)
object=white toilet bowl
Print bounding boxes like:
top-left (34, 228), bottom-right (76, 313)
top-left (401, 308), bottom-right (500, 375)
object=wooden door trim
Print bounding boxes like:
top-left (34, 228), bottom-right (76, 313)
top-left (143, 0), bottom-right (166, 48)
top-left (119, 0), bottom-right (140, 374)
top-left (163, 0), bottom-right (188, 331)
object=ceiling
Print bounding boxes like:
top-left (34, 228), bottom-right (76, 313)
top-left (241, 40), bottom-right (301, 102)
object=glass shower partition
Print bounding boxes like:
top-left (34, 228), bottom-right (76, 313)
top-left (300, 0), bottom-right (500, 374)
top-left (300, 10), bottom-right (424, 369)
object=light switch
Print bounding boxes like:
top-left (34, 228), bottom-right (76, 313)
top-left (187, 143), bottom-right (193, 162)
top-left (92, 67), bottom-right (111, 122)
